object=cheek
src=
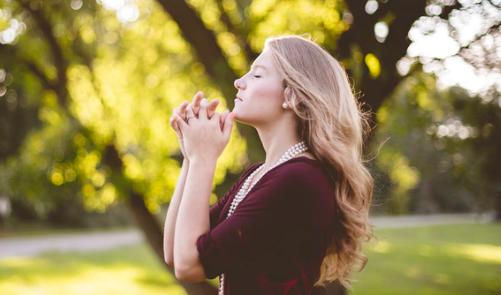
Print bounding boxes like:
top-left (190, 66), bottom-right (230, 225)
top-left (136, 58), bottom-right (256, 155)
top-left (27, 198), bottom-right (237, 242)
top-left (251, 79), bottom-right (283, 105)
top-left (232, 77), bottom-right (285, 123)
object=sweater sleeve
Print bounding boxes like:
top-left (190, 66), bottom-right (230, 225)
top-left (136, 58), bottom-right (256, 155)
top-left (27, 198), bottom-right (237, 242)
top-left (197, 162), bottom-right (330, 279)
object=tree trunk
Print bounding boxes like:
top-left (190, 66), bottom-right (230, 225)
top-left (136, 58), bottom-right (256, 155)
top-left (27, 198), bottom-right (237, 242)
top-left (102, 144), bottom-right (218, 294)
top-left (126, 191), bottom-right (218, 294)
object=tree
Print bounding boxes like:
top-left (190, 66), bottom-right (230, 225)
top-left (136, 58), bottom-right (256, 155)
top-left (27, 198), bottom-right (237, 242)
top-left (1, 0), bottom-right (499, 294)
top-left (1, 1), bottom-right (220, 293)
top-left (438, 86), bottom-right (501, 220)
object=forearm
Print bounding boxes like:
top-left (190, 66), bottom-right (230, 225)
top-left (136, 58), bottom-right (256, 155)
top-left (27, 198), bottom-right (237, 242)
top-left (163, 158), bottom-right (190, 265)
top-left (174, 158), bottom-right (216, 271)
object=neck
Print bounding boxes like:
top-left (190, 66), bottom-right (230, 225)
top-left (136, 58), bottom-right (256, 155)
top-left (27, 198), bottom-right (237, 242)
top-left (255, 117), bottom-right (303, 169)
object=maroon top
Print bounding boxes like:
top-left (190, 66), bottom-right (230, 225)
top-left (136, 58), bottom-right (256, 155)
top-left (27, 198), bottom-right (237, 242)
top-left (196, 156), bottom-right (338, 294)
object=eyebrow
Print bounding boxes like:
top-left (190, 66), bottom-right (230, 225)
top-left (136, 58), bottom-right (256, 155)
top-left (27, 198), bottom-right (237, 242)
top-left (251, 64), bottom-right (267, 71)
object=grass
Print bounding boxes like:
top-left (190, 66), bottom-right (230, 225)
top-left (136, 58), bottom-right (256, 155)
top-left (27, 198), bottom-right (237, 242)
top-left (0, 223), bottom-right (499, 294)
top-left (0, 244), bottom-right (190, 295)
top-left (350, 223), bottom-right (501, 295)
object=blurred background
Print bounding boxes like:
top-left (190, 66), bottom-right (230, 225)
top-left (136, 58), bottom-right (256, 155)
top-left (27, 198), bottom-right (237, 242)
top-left (0, 0), bottom-right (500, 294)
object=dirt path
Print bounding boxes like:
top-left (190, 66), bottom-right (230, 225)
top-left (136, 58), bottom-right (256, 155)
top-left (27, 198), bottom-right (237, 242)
top-left (0, 229), bottom-right (142, 260)
top-left (370, 212), bottom-right (494, 228)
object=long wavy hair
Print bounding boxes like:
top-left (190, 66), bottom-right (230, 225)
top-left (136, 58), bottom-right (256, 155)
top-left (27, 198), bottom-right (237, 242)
top-left (265, 35), bottom-right (374, 288)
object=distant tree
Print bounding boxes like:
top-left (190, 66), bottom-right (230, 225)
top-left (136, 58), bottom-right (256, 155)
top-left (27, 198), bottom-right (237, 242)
top-left (437, 86), bottom-right (501, 220)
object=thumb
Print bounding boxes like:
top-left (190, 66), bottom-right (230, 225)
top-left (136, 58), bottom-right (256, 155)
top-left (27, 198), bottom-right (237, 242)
top-left (219, 110), bottom-right (229, 130)
top-left (223, 112), bottom-right (235, 138)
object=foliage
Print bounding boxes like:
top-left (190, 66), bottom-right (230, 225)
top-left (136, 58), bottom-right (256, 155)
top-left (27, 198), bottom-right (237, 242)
top-left (0, 0), bottom-right (248, 223)
top-left (0, 0), bottom-right (498, 236)
top-left (372, 71), bottom-right (498, 214)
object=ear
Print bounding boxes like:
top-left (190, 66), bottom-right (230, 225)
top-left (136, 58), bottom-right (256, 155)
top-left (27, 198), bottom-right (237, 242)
top-left (283, 85), bottom-right (300, 109)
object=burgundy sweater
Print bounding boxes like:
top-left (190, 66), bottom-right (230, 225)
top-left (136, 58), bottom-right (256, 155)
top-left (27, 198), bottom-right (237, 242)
top-left (196, 156), bottom-right (338, 294)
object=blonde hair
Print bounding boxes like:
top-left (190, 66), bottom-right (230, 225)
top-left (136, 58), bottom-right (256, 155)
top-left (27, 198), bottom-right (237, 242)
top-left (265, 35), bottom-right (374, 289)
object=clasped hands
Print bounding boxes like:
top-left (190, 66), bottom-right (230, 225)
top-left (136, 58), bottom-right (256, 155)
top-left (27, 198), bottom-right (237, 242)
top-left (169, 91), bottom-right (235, 163)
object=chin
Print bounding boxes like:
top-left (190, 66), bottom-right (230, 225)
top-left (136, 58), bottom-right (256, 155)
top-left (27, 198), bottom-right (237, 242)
top-left (231, 107), bottom-right (243, 120)
top-left (230, 110), bottom-right (250, 125)
top-left (231, 107), bottom-right (268, 127)
top-left (231, 111), bottom-right (243, 123)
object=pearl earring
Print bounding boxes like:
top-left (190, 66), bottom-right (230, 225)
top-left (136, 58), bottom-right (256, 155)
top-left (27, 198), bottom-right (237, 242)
top-left (282, 102), bottom-right (288, 109)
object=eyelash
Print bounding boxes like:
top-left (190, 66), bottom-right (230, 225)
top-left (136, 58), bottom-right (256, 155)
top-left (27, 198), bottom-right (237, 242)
top-left (253, 75), bottom-right (261, 78)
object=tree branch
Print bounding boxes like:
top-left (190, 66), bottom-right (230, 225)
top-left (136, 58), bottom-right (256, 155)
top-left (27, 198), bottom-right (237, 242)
top-left (17, 0), bottom-right (69, 107)
top-left (154, 0), bottom-right (237, 99)
top-left (338, 0), bottom-right (427, 125)
top-left (0, 44), bottom-right (57, 93)
top-left (215, 0), bottom-right (258, 62)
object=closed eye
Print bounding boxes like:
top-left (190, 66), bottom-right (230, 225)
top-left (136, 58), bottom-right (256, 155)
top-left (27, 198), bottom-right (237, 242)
top-left (253, 75), bottom-right (261, 78)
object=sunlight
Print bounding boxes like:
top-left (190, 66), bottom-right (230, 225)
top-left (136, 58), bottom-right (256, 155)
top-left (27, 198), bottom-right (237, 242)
top-left (371, 240), bottom-right (392, 253)
top-left (1, 258), bottom-right (185, 295)
top-left (447, 243), bottom-right (501, 264)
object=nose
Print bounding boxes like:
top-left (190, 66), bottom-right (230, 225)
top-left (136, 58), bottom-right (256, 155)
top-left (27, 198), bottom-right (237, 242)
top-left (234, 76), bottom-right (245, 90)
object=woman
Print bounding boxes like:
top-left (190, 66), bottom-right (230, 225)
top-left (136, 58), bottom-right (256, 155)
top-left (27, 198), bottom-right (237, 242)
top-left (164, 35), bottom-right (374, 294)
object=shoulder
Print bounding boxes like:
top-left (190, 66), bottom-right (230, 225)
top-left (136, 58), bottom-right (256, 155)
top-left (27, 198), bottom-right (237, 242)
top-left (242, 157), bottom-right (336, 198)
top-left (256, 158), bottom-right (336, 207)
top-left (262, 158), bottom-right (337, 221)
top-left (268, 157), bottom-right (333, 188)
top-left (276, 158), bottom-right (337, 220)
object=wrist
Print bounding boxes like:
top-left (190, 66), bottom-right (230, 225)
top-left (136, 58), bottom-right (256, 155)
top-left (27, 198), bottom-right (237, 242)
top-left (189, 157), bottom-right (217, 168)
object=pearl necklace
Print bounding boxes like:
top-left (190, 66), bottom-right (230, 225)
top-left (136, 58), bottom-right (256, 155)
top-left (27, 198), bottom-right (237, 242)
top-left (218, 141), bottom-right (308, 295)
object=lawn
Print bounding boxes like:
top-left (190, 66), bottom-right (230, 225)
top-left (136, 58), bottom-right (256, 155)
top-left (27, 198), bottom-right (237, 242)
top-left (350, 223), bottom-right (501, 295)
top-left (0, 223), bottom-right (499, 295)
top-left (0, 243), bottom-right (191, 295)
